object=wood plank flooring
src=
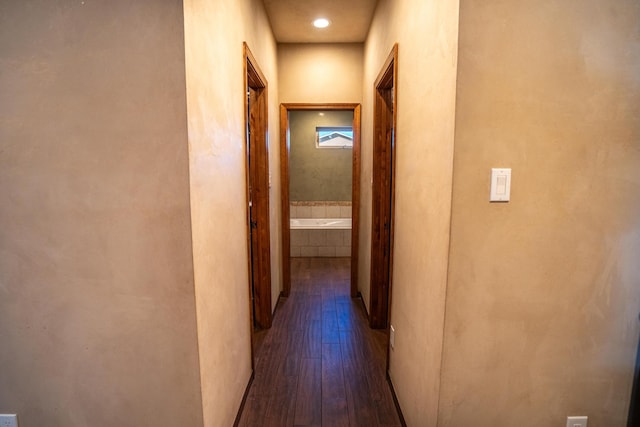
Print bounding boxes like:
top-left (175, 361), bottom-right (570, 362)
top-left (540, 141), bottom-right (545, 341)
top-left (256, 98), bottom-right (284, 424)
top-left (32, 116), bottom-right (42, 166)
top-left (237, 257), bottom-right (403, 427)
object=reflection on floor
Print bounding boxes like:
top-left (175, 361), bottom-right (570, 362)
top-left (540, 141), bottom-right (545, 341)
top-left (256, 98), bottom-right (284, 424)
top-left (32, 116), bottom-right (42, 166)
top-left (237, 257), bottom-right (403, 426)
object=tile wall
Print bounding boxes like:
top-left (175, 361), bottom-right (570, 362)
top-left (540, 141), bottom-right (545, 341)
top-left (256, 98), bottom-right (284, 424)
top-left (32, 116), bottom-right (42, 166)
top-left (290, 201), bottom-right (352, 258)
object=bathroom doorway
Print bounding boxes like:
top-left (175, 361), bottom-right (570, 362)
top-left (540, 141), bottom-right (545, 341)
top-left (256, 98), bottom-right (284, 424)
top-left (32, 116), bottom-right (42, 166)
top-left (279, 104), bottom-right (361, 298)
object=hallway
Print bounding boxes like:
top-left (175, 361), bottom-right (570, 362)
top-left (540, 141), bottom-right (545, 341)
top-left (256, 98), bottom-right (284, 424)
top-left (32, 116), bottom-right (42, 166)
top-left (237, 258), bottom-right (403, 426)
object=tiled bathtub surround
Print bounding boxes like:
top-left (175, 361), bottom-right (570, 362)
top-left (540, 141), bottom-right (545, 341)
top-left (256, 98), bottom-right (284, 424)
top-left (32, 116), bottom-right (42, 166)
top-left (290, 201), bottom-right (352, 220)
top-left (290, 201), bottom-right (352, 257)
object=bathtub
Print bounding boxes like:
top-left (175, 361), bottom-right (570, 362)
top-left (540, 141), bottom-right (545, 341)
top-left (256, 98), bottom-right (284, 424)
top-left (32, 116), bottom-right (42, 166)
top-left (290, 218), bottom-right (352, 230)
top-left (290, 218), bottom-right (352, 257)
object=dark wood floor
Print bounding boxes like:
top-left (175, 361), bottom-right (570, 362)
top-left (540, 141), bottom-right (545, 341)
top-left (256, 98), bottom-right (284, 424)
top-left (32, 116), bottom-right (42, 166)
top-left (237, 257), bottom-right (403, 427)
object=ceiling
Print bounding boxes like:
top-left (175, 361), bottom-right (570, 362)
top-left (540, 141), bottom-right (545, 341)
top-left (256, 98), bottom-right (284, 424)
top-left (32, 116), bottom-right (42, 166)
top-left (262, 0), bottom-right (379, 43)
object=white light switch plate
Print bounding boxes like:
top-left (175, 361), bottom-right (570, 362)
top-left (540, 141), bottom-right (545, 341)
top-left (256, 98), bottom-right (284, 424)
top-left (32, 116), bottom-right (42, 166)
top-left (0, 414), bottom-right (18, 427)
top-left (566, 416), bottom-right (587, 427)
top-left (490, 168), bottom-right (511, 202)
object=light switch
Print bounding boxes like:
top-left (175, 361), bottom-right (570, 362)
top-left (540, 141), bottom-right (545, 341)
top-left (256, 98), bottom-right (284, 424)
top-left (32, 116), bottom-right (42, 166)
top-left (490, 168), bottom-right (511, 202)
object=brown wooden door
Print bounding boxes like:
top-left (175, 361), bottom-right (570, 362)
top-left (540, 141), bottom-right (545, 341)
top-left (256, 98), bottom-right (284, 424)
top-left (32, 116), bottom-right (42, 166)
top-left (245, 44), bottom-right (272, 331)
top-left (369, 45), bottom-right (397, 330)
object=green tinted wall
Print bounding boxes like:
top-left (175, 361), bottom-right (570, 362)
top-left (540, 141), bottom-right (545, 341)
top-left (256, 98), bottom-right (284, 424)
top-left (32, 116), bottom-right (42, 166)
top-left (289, 110), bottom-right (353, 201)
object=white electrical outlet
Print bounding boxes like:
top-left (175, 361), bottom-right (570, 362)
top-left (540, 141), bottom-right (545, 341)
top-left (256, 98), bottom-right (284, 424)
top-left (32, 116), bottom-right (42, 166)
top-left (389, 325), bottom-right (395, 350)
top-left (566, 416), bottom-right (587, 427)
top-left (0, 414), bottom-right (18, 427)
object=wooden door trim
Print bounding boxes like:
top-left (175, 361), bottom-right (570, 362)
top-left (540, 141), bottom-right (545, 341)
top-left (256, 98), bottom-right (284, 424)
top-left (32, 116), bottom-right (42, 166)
top-left (243, 42), bottom-right (272, 343)
top-left (369, 44), bottom-right (398, 329)
top-left (245, 42), bottom-right (267, 89)
top-left (278, 104), bottom-right (291, 298)
top-left (280, 103), bottom-right (362, 298)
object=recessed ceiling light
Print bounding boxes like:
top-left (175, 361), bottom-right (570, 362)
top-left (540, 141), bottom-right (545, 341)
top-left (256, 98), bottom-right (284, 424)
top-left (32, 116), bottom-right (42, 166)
top-left (313, 18), bottom-right (330, 29)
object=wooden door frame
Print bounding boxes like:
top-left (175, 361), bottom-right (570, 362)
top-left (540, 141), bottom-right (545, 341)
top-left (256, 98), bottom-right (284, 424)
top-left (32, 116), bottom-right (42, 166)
top-left (243, 42), bottom-right (272, 339)
top-left (280, 103), bottom-right (361, 298)
top-left (369, 44), bottom-right (398, 329)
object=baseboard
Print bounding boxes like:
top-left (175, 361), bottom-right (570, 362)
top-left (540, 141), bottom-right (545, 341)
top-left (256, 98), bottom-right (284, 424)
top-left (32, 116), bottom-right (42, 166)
top-left (233, 371), bottom-right (255, 427)
top-left (358, 292), bottom-right (403, 424)
top-left (386, 372), bottom-right (407, 427)
top-left (273, 293), bottom-right (288, 318)
top-left (355, 291), bottom-right (369, 317)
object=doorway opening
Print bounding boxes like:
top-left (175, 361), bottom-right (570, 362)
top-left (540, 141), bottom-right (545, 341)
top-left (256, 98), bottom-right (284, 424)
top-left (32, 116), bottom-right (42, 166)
top-left (279, 104), bottom-right (361, 299)
top-left (369, 44), bottom-right (398, 330)
top-left (243, 43), bottom-right (272, 363)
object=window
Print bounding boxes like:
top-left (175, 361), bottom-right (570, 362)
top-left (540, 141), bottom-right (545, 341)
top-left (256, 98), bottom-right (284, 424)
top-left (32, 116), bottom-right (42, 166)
top-left (316, 126), bottom-right (353, 149)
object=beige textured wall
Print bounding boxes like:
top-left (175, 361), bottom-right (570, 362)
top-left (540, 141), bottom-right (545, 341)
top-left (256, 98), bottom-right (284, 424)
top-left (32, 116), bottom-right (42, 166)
top-left (361, 0), bottom-right (460, 425)
top-left (278, 43), bottom-right (363, 103)
top-left (0, 1), bottom-right (203, 426)
top-left (183, 0), bottom-right (280, 425)
top-left (440, 0), bottom-right (640, 426)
